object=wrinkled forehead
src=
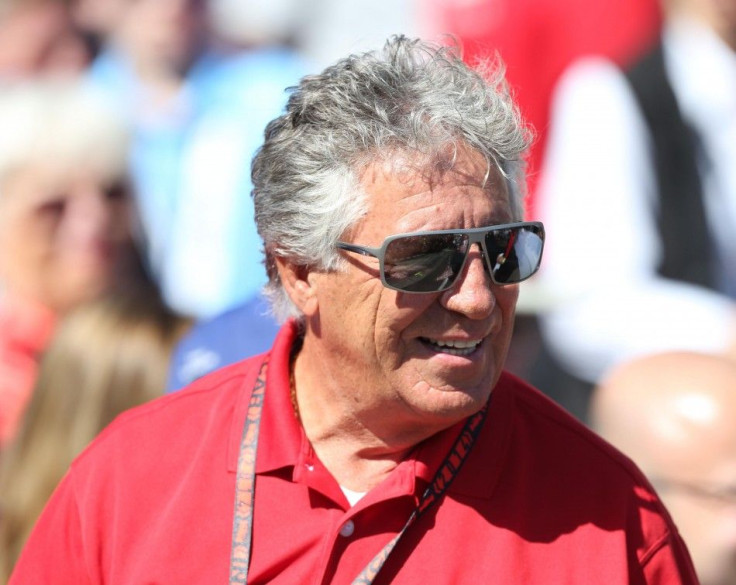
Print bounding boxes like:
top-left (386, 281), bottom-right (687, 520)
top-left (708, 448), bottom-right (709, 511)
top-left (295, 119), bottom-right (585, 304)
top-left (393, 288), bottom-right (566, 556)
top-left (348, 145), bottom-right (512, 242)
top-left (362, 143), bottom-right (509, 200)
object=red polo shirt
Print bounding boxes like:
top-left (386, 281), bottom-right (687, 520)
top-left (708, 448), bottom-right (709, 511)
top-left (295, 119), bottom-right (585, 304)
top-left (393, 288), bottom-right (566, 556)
top-left (12, 322), bottom-right (698, 584)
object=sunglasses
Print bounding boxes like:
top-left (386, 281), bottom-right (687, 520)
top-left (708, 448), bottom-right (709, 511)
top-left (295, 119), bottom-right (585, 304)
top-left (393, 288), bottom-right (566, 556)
top-left (336, 221), bottom-right (545, 293)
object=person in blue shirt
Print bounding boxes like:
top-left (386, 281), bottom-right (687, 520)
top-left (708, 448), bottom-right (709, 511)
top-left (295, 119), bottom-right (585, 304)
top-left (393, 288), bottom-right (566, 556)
top-left (165, 293), bottom-right (279, 392)
top-left (86, 0), bottom-right (307, 318)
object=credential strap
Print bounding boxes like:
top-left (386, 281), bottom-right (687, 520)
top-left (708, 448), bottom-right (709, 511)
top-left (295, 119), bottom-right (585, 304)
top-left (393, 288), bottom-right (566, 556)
top-left (229, 358), bottom-right (489, 584)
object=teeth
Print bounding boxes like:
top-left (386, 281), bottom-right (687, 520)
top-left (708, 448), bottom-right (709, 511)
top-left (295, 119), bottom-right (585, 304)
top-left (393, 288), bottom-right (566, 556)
top-left (425, 338), bottom-right (482, 356)
top-left (433, 339), bottom-right (480, 349)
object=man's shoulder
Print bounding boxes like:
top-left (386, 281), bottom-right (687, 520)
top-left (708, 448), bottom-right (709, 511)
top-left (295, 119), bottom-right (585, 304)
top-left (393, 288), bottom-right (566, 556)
top-left (499, 371), bottom-right (659, 493)
top-left (491, 373), bottom-right (684, 568)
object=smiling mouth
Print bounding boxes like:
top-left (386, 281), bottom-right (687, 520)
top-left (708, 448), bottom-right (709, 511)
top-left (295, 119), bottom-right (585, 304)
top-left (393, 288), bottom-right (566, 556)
top-left (420, 337), bottom-right (484, 356)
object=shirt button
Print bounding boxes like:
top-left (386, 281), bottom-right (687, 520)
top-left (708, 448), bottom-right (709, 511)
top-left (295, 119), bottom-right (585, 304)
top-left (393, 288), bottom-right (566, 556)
top-left (339, 520), bottom-right (355, 537)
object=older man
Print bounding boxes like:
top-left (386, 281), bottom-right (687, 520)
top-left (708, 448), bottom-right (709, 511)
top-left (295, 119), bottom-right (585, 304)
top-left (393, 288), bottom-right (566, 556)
top-left (11, 37), bottom-right (697, 584)
top-left (592, 351), bottom-right (736, 585)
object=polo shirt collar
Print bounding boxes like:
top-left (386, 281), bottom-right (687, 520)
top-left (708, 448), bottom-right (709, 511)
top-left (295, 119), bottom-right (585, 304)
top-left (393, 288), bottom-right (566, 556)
top-left (226, 320), bottom-right (299, 474)
top-left (228, 319), bottom-right (514, 502)
top-left (257, 320), bottom-right (304, 474)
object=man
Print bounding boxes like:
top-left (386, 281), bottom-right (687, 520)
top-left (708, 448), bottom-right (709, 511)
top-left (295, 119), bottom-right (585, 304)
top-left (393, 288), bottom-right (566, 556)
top-left (11, 36), bottom-right (697, 583)
top-left (592, 351), bottom-right (736, 585)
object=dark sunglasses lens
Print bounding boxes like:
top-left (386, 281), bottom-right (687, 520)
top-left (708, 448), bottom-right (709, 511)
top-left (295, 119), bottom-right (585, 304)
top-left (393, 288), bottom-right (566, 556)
top-left (485, 225), bottom-right (544, 284)
top-left (383, 234), bottom-right (468, 292)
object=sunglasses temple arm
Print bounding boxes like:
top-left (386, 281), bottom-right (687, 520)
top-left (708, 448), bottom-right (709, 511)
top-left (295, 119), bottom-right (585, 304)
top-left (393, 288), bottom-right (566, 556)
top-left (336, 243), bottom-right (379, 259)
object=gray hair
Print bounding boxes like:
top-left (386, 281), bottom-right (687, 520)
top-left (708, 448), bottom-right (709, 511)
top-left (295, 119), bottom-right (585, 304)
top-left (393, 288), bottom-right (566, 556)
top-left (252, 35), bottom-right (532, 322)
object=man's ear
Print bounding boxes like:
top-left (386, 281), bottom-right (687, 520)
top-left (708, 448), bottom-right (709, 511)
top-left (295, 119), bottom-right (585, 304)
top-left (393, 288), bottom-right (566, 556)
top-left (275, 256), bottom-right (319, 316)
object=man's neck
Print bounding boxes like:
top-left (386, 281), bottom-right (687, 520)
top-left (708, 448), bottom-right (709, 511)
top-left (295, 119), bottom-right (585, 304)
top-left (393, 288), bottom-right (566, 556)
top-left (291, 343), bottom-right (432, 493)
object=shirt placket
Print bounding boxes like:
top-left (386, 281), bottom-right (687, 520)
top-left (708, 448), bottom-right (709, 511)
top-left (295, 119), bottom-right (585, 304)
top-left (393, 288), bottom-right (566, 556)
top-left (293, 444), bottom-right (420, 585)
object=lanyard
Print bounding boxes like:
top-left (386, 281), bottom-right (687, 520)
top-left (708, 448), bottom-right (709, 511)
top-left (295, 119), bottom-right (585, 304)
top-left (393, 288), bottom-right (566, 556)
top-left (229, 359), bottom-right (489, 585)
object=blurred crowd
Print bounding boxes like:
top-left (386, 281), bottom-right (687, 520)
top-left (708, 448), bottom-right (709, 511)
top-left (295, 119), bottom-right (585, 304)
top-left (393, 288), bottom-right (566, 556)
top-left (1, 0), bottom-right (735, 583)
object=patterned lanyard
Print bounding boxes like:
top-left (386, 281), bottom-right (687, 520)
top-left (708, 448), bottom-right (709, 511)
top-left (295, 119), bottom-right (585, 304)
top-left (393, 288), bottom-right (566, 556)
top-left (229, 359), bottom-right (489, 585)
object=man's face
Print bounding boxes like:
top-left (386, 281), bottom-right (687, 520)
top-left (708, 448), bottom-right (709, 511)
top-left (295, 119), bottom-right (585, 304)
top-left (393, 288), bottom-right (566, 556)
top-left (0, 162), bottom-right (131, 313)
top-left (303, 146), bottom-right (519, 433)
top-left (116, 0), bottom-right (206, 74)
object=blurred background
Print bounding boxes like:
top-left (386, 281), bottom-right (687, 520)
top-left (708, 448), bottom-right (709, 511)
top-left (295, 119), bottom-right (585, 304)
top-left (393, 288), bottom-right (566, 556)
top-left (2, 0), bottom-right (735, 583)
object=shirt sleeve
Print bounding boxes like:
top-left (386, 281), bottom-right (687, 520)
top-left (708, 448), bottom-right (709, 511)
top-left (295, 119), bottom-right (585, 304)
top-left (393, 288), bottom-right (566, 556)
top-left (9, 470), bottom-right (95, 585)
top-left (536, 57), bottom-right (734, 383)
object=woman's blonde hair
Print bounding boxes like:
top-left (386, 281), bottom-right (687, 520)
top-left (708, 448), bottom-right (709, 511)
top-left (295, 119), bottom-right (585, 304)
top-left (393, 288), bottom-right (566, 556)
top-left (0, 79), bottom-right (129, 193)
top-left (0, 290), bottom-right (190, 580)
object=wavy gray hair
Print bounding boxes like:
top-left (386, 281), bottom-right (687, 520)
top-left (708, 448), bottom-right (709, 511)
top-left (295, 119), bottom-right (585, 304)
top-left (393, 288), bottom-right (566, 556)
top-left (252, 35), bottom-right (532, 322)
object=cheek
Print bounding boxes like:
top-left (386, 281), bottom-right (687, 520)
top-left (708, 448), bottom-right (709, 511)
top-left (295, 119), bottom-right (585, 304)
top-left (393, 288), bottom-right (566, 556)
top-left (104, 195), bottom-right (133, 236)
top-left (497, 284), bottom-right (519, 312)
top-left (2, 216), bottom-right (56, 268)
top-left (497, 287), bottom-right (519, 332)
top-left (315, 273), bottom-right (381, 353)
top-left (373, 308), bottom-right (414, 361)
top-left (374, 295), bottom-right (438, 360)
top-left (490, 287), bottom-right (519, 362)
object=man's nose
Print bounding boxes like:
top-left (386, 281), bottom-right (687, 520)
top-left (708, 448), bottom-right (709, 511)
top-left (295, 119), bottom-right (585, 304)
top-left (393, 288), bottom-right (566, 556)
top-left (439, 244), bottom-right (496, 319)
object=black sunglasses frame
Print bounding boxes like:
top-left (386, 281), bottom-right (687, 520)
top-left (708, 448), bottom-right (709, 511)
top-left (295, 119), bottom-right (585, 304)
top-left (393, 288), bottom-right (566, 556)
top-left (336, 221), bottom-right (545, 293)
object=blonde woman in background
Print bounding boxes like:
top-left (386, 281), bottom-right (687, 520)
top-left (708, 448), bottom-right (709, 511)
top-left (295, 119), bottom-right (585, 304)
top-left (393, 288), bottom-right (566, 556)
top-left (0, 78), bottom-right (152, 447)
top-left (0, 290), bottom-right (190, 581)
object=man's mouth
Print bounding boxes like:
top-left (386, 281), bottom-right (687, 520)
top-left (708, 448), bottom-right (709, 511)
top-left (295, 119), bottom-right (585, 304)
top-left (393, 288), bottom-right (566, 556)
top-left (420, 337), bottom-right (483, 356)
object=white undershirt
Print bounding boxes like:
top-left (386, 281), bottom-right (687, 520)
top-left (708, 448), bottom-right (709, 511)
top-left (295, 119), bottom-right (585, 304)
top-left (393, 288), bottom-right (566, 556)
top-left (340, 485), bottom-right (367, 507)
